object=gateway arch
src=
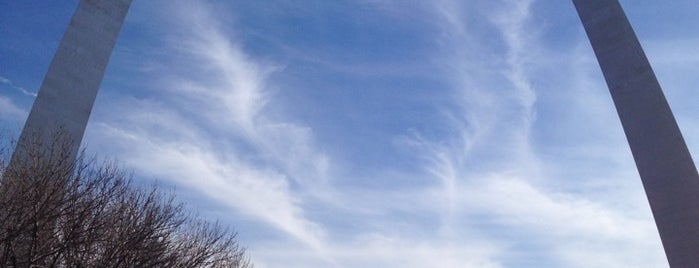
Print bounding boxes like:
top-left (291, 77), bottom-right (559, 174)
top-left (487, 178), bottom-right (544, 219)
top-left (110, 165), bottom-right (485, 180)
top-left (573, 1), bottom-right (699, 267)
top-left (7, 0), bottom-right (699, 266)
top-left (10, 0), bottom-right (132, 163)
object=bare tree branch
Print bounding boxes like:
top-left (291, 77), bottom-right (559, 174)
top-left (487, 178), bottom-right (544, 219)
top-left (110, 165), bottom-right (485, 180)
top-left (0, 132), bottom-right (252, 268)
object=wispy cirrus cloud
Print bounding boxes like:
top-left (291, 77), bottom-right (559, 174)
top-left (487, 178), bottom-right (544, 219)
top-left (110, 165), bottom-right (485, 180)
top-left (400, 0), bottom-right (666, 266)
top-left (85, 0), bottom-right (672, 267)
top-left (163, 1), bottom-right (332, 193)
top-left (4, 1), bottom-right (693, 266)
top-left (0, 75), bottom-right (37, 97)
top-left (87, 0), bottom-right (333, 260)
top-left (0, 95), bottom-right (26, 120)
top-left (0, 76), bottom-right (30, 126)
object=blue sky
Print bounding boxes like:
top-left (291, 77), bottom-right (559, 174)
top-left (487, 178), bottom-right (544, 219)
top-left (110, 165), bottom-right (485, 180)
top-left (2, 1), bottom-right (699, 267)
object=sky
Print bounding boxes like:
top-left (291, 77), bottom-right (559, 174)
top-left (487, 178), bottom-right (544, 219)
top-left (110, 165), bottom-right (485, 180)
top-left (1, 1), bottom-right (699, 267)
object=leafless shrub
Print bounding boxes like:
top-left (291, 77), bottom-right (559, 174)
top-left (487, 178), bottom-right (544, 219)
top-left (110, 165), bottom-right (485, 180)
top-left (0, 132), bottom-right (252, 268)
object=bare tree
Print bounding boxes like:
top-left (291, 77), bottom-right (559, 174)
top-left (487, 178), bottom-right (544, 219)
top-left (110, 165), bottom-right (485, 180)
top-left (0, 132), bottom-right (252, 268)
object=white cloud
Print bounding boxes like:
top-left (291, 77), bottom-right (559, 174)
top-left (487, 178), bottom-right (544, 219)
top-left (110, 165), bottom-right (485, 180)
top-left (0, 95), bottom-right (26, 120)
top-left (103, 126), bottom-right (326, 250)
top-left (454, 175), bottom-right (665, 268)
top-left (0, 75), bottom-right (37, 97)
top-left (252, 232), bottom-right (503, 268)
top-left (87, 0), bottom-right (333, 260)
top-left (82, 0), bottom-right (675, 267)
top-left (399, 0), bottom-right (667, 267)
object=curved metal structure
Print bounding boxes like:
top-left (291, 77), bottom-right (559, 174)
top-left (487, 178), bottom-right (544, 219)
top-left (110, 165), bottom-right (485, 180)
top-left (573, 0), bottom-right (699, 266)
top-left (11, 0), bottom-right (132, 162)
